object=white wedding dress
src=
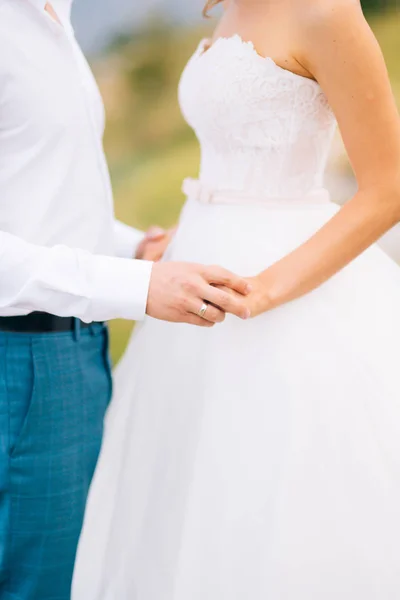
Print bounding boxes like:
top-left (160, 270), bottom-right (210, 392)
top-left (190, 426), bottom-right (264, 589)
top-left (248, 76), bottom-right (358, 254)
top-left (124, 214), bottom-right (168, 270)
top-left (72, 36), bottom-right (400, 599)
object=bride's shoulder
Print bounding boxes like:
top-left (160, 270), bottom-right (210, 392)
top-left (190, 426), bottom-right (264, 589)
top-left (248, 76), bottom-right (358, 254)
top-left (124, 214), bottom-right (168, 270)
top-left (294, 0), bottom-right (369, 58)
top-left (295, 0), bottom-right (365, 32)
top-left (291, 0), bottom-right (376, 85)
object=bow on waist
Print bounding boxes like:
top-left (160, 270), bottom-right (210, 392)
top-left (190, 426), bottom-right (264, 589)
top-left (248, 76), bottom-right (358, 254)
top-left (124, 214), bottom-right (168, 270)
top-left (182, 178), bottom-right (331, 208)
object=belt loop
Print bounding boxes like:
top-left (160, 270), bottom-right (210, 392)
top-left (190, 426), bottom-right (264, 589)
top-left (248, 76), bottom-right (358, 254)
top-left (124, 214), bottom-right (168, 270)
top-left (73, 318), bottom-right (81, 342)
top-left (88, 323), bottom-right (96, 337)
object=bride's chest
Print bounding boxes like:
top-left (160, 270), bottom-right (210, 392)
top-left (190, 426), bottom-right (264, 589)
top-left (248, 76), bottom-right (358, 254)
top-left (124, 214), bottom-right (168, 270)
top-left (178, 37), bottom-right (335, 144)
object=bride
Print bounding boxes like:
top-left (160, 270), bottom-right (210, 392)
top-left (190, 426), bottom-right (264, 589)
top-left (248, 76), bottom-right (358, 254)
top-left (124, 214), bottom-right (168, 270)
top-left (73, 0), bottom-right (400, 598)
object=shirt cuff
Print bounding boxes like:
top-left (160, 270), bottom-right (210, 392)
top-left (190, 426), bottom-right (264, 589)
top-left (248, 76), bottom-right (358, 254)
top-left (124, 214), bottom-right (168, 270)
top-left (114, 220), bottom-right (145, 259)
top-left (86, 256), bottom-right (153, 322)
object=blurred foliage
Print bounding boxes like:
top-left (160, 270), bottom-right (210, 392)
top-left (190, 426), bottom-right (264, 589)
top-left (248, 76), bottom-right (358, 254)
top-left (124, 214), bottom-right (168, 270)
top-left (97, 18), bottom-right (206, 171)
top-left (362, 0), bottom-right (393, 13)
top-left (94, 11), bottom-right (400, 363)
top-left (94, 18), bottom-right (211, 361)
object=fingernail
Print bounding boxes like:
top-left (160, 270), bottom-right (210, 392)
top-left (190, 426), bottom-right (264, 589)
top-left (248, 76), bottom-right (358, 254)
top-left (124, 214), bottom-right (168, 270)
top-left (147, 227), bottom-right (165, 239)
top-left (245, 284), bottom-right (252, 294)
top-left (243, 309), bottom-right (251, 320)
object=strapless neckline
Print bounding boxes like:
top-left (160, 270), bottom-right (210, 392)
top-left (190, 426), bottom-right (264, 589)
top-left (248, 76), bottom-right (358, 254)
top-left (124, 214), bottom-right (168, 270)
top-left (196, 34), bottom-right (320, 87)
top-left (179, 33), bottom-right (336, 198)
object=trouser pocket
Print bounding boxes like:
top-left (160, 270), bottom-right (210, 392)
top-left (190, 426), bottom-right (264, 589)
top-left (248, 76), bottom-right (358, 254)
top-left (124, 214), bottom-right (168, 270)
top-left (6, 339), bottom-right (38, 459)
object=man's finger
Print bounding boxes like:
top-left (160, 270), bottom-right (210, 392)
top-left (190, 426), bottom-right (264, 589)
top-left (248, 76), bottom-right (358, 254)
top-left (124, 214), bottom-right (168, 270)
top-left (202, 304), bottom-right (225, 324)
top-left (204, 266), bottom-right (251, 296)
top-left (196, 302), bottom-right (225, 324)
top-left (146, 226), bottom-right (166, 241)
top-left (186, 298), bottom-right (225, 324)
top-left (185, 314), bottom-right (215, 327)
top-left (202, 285), bottom-right (250, 320)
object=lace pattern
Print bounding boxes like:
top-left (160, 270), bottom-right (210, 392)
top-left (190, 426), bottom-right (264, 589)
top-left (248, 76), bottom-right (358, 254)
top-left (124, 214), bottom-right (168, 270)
top-left (178, 35), bottom-right (337, 198)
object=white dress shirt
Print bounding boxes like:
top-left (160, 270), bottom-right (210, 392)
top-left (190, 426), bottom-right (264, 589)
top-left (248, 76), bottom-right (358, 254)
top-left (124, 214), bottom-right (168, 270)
top-left (0, 0), bottom-right (153, 322)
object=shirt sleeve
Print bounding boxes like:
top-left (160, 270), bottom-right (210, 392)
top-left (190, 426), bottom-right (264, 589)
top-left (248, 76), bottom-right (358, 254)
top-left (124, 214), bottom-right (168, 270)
top-left (0, 230), bottom-right (153, 322)
top-left (114, 220), bottom-right (145, 259)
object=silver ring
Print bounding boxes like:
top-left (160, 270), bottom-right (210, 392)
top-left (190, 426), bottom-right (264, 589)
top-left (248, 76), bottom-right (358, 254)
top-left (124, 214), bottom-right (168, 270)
top-left (197, 302), bottom-right (208, 319)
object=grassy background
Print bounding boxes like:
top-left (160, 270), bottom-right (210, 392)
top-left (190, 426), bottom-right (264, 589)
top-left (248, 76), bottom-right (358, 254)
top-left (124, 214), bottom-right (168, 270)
top-left (94, 12), bottom-right (400, 364)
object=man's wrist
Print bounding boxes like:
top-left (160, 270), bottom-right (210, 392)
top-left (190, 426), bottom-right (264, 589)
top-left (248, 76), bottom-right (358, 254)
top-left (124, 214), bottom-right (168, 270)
top-left (86, 255), bottom-right (153, 322)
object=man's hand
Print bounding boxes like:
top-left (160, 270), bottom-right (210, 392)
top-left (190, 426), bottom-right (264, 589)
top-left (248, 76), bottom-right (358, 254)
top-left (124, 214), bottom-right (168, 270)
top-left (136, 226), bottom-right (175, 261)
top-left (146, 262), bottom-right (252, 327)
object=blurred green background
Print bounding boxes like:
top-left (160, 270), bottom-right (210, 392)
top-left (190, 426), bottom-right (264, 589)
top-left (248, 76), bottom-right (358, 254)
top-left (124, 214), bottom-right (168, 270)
top-left (89, 3), bottom-right (400, 364)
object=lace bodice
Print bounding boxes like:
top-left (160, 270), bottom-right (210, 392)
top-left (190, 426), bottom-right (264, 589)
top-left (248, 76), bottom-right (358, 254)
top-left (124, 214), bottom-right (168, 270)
top-left (178, 35), bottom-right (337, 198)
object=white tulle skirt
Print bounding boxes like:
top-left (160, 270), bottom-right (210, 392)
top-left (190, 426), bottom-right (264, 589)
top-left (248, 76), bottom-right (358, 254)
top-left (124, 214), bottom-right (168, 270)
top-left (73, 195), bottom-right (400, 600)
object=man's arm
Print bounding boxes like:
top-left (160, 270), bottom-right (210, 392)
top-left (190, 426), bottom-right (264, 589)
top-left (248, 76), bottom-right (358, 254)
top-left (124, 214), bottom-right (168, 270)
top-left (0, 230), bottom-right (152, 322)
top-left (0, 229), bottom-right (251, 325)
top-left (114, 220), bottom-right (146, 259)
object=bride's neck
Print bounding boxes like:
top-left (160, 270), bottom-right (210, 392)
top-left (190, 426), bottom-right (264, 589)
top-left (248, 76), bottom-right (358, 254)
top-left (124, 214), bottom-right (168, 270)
top-left (228, 0), bottom-right (284, 19)
top-left (231, 0), bottom-right (277, 7)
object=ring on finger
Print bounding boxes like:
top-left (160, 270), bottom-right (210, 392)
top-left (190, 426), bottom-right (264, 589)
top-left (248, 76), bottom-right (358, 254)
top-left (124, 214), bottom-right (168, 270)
top-left (197, 302), bottom-right (209, 319)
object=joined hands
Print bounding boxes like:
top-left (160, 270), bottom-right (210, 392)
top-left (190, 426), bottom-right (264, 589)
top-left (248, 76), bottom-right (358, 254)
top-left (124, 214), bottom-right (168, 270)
top-left (146, 262), bottom-right (253, 326)
top-left (138, 225), bottom-right (271, 326)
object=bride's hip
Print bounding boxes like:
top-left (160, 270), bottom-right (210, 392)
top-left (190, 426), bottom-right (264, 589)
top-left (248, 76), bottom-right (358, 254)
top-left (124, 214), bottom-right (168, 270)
top-left (166, 196), bottom-right (339, 273)
top-left (163, 196), bottom-right (400, 321)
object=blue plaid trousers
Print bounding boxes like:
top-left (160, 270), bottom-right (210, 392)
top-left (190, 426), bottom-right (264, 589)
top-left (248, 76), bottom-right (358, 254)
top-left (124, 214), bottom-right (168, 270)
top-left (0, 323), bottom-right (112, 600)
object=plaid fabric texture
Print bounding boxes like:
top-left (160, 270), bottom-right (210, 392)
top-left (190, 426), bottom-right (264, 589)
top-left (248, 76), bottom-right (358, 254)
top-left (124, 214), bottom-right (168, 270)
top-left (0, 323), bottom-right (112, 600)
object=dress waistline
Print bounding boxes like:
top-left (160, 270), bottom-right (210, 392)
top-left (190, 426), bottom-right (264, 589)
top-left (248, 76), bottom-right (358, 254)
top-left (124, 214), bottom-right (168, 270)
top-left (182, 178), bottom-right (332, 208)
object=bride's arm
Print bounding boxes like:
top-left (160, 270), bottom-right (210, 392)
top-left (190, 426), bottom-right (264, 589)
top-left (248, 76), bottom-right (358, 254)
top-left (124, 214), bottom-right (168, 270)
top-left (247, 0), bottom-right (400, 317)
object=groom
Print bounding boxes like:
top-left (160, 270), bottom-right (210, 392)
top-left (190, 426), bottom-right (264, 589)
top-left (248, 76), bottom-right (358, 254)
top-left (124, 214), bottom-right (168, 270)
top-left (0, 2), bottom-right (250, 599)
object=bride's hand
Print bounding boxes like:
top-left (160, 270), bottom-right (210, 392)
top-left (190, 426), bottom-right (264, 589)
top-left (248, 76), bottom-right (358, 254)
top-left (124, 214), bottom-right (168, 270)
top-left (216, 274), bottom-right (274, 319)
top-left (242, 271), bottom-right (282, 318)
top-left (136, 226), bottom-right (176, 261)
top-left (241, 275), bottom-right (270, 318)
